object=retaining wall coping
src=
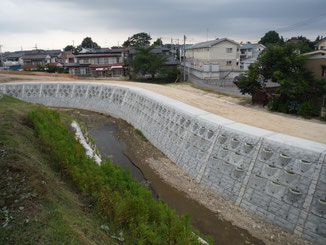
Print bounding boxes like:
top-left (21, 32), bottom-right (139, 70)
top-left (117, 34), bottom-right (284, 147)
top-left (224, 122), bottom-right (276, 138)
top-left (264, 134), bottom-right (326, 154)
top-left (198, 113), bottom-right (235, 126)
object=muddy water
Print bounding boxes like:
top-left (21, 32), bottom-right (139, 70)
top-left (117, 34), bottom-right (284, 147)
top-left (66, 109), bottom-right (264, 245)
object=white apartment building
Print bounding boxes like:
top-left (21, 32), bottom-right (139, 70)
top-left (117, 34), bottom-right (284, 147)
top-left (185, 38), bottom-right (240, 69)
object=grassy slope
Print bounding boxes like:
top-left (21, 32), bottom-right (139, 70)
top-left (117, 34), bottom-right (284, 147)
top-left (0, 95), bottom-right (213, 244)
top-left (0, 95), bottom-right (115, 244)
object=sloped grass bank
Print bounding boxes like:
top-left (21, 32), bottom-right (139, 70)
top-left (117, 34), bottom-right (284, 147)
top-left (0, 95), bottom-right (116, 244)
top-left (27, 105), bottom-right (212, 244)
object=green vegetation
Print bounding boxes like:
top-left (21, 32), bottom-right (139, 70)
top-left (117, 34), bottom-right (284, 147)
top-left (236, 43), bottom-right (326, 118)
top-left (129, 45), bottom-right (168, 80)
top-left (123, 32), bottom-right (152, 47)
top-left (135, 129), bottom-right (148, 142)
top-left (0, 95), bottom-right (212, 244)
top-left (259, 30), bottom-right (284, 46)
top-left (27, 105), bottom-right (211, 243)
top-left (0, 95), bottom-right (116, 244)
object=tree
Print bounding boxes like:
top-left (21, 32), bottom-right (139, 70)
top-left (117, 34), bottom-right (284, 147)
top-left (129, 45), bottom-right (167, 79)
top-left (122, 32), bottom-right (152, 47)
top-left (63, 45), bottom-right (76, 52)
top-left (259, 31), bottom-right (283, 46)
top-left (80, 37), bottom-right (100, 49)
top-left (236, 43), bottom-right (325, 115)
top-left (153, 38), bottom-right (163, 46)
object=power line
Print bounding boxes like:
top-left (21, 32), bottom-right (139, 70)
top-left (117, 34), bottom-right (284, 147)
top-left (276, 12), bottom-right (326, 33)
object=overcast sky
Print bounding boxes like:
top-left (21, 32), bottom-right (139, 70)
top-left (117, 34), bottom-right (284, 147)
top-left (1, 0), bottom-right (325, 51)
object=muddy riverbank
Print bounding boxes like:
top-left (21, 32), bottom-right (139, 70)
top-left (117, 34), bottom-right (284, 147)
top-left (60, 109), bottom-right (312, 245)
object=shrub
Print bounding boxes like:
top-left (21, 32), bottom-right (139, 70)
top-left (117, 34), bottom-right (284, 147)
top-left (159, 66), bottom-right (180, 83)
top-left (297, 100), bottom-right (319, 118)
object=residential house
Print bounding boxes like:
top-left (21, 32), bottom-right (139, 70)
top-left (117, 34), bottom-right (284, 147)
top-left (240, 43), bottom-right (265, 70)
top-left (46, 50), bottom-right (62, 63)
top-left (303, 50), bottom-right (326, 80)
top-left (21, 50), bottom-right (52, 69)
top-left (21, 49), bottom-right (63, 70)
top-left (239, 43), bottom-right (253, 61)
top-left (179, 44), bottom-right (193, 62)
top-left (68, 48), bottom-right (130, 77)
top-left (185, 38), bottom-right (240, 69)
top-left (3, 51), bottom-right (31, 69)
top-left (57, 51), bottom-right (76, 65)
top-left (314, 37), bottom-right (326, 51)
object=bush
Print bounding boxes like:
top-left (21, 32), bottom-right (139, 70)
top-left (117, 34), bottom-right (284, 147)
top-left (159, 66), bottom-right (180, 83)
top-left (27, 107), bottom-right (211, 244)
top-left (297, 100), bottom-right (319, 118)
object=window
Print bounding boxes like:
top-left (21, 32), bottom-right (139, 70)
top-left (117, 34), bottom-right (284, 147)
top-left (226, 60), bottom-right (232, 65)
top-left (322, 66), bottom-right (326, 78)
top-left (226, 48), bottom-right (233, 53)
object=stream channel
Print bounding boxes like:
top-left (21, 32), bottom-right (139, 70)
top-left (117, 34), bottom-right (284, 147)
top-left (66, 109), bottom-right (264, 245)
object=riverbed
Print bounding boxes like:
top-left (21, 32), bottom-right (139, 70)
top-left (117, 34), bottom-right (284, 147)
top-left (63, 109), bottom-right (264, 245)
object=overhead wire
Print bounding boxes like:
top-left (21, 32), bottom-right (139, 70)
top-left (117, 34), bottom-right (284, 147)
top-left (276, 12), bottom-right (326, 32)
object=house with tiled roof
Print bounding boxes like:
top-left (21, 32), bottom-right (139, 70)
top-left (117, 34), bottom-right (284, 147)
top-left (68, 48), bottom-right (128, 77)
top-left (21, 50), bottom-right (51, 69)
top-left (57, 51), bottom-right (76, 65)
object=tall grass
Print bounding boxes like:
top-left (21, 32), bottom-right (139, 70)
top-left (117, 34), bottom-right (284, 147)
top-left (27, 107), bottom-right (212, 244)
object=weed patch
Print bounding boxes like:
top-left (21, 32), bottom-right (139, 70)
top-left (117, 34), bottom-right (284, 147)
top-left (27, 107), bottom-right (212, 244)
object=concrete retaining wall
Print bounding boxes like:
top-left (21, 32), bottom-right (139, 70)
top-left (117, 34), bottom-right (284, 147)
top-left (1, 82), bottom-right (326, 244)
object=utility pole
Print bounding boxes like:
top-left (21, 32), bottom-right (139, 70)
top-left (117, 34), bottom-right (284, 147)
top-left (183, 35), bottom-right (186, 81)
top-left (72, 40), bottom-right (75, 47)
top-left (0, 45), bottom-right (3, 67)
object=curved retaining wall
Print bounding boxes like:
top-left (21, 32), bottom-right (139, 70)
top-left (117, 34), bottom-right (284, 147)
top-left (1, 82), bottom-right (326, 243)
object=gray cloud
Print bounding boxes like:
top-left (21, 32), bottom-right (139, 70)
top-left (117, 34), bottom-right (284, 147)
top-left (1, 0), bottom-right (325, 50)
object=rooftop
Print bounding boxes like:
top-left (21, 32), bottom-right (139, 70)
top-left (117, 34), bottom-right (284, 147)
top-left (186, 38), bottom-right (239, 50)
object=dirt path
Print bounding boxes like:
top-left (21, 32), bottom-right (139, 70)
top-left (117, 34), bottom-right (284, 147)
top-left (1, 74), bottom-right (325, 144)
top-left (93, 80), bottom-right (326, 144)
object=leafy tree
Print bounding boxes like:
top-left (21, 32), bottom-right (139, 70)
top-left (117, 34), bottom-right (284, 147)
top-left (123, 32), bottom-right (152, 47)
top-left (158, 66), bottom-right (180, 82)
top-left (236, 43), bottom-right (326, 116)
top-left (63, 45), bottom-right (76, 52)
top-left (259, 31), bottom-right (283, 46)
top-left (129, 45), bottom-right (167, 79)
top-left (153, 38), bottom-right (163, 46)
top-left (111, 46), bottom-right (122, 49)
top-left (80, 37), bottom-right (100, 49)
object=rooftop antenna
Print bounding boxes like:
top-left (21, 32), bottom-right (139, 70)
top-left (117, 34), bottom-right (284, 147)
top-left (33, 43), bottom-right (38, 50)
top-left (206, 28), bottom-right (209, 41)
